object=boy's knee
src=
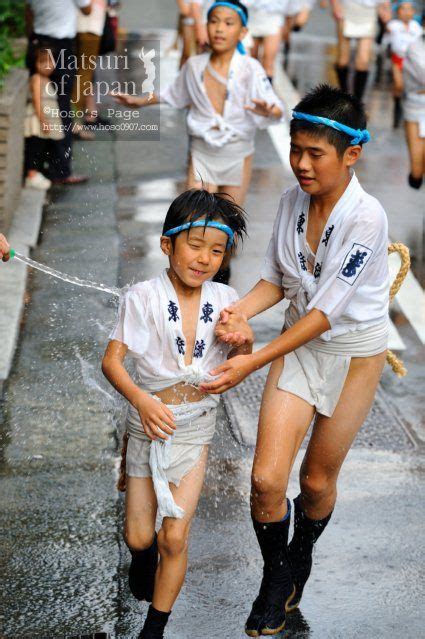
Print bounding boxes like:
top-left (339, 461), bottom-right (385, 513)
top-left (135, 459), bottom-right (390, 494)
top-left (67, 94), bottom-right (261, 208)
top-left (300, 472), bottom-right (335, 501)
top-left (158, 524), bottom-right (189, 558)
top-left (251, 469), bottom-right (287, 506)
top-left (124, 525), bottom-right (155, 552)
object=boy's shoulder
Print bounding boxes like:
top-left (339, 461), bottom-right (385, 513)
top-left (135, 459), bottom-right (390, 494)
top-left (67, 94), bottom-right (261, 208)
top-left (205, 280), bottom-right (239, 303)
top-left (277, 183), bottom-right (303, 214)
top-left (123, 279), bottom-right (153, 303)
top-left (185, 52), bottom-right (210, 71)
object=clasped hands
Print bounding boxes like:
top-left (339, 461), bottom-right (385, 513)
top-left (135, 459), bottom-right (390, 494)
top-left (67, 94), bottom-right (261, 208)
top-left (199, 306), bottom-right (257, 394)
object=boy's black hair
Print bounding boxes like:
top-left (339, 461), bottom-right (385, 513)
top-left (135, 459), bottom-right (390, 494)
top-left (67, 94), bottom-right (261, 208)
top-left (162, 189), bottom-right (247, 251)
top-left (207, 0), bottom-right (249, 24)
top-left (290, 84), bottom-right (368, 156)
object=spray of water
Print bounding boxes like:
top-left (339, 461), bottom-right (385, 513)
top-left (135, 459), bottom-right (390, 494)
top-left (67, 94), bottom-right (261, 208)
top-left (11, 251), bottom-right (121, 298)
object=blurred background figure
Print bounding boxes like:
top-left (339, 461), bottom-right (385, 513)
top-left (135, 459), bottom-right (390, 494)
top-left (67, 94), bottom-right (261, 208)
top-left (72, 0), bottom-right (108, 139)
top-left (385, 1), bottom-right (422, 127)
top-left (245, 0), bottom-right (287, 84)
top-left (25, 0), bottom-right (92, 184)
top-left (330, 0), bottom-right (391, 100)
top-left (24, 46), bottom-right (65, 190)
top-left (403, 34), bottom-right (425, 188)
top-left (175, 1), bottom-right (197, 67)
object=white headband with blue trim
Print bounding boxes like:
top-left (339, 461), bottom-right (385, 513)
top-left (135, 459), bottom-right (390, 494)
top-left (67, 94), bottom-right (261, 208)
top-left (292, 111), bottom-right (371, 145)
top-left (164, 220), bottom-right (235, 248)
top-left (207, 1), bottom-right (248, 55)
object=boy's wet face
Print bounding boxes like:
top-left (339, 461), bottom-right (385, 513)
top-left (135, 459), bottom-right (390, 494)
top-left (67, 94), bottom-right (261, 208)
top-left (289, 130), bottom-right (361, 195)
top-left (207, 7), bottom-right (246, 53)
top-left (161, 222), bottom-right (228, 287)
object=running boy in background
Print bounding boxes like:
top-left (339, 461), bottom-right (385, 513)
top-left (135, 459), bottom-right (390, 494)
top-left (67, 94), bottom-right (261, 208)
top-left (386, 1), bottom-right (422, 127)
top-left (331, 0), bottom-right (391, 100)
top-left (102, 189), bottom-right (252, 639)
top-left (202, 85), bottom-right (391, 636)
top-left (113, 0), bottom-right (284, 209)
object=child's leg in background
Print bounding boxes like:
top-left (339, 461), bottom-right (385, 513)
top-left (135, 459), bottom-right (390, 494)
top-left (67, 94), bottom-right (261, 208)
top-left (335, 23), bottom-right (350, 93)
top-left (218, 154), bottom-right (253, 207)
top-left (153, 446), bottom-right (209, 612)
top-left (404, 120), bottom-right (424, 186)
top-left (262, 33), bottom-right (282, 82)
top-left (298, 351), bottom-right (387, 520)
top-left (24, 136), bottom-right (48, 177)
top-left (391, 61), bottom-right (404, 128)
top-left (186, 157), bottom-right (218, 193)
top-left (250, 37), bottom-right (261, 61)
top-left (353, 37), bottom-right (373, 100)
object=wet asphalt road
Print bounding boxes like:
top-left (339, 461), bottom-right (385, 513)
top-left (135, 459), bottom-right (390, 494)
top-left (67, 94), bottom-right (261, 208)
top-left (1, 2), bottom-right (424, 637)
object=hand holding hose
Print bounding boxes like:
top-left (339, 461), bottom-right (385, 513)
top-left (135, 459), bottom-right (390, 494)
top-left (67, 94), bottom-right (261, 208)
top-left (0, 234), bottom-right (11, 262)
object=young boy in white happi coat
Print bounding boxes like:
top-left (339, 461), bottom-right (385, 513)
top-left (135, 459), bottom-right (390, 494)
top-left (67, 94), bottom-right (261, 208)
top-left (113, 0), bottom-right (284, 208)
top-left (201, 85), bottom-right (391, 636)
top-left (102, 189), bottom-right (252, 639)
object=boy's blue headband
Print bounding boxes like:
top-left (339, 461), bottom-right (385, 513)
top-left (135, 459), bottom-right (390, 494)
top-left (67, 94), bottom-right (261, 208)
top-left (207, 2), bottom-right (248, 54)
top-left (292, 111), bottom-right (371, 145)
top-left (164, 220), bottom-right (235, 248)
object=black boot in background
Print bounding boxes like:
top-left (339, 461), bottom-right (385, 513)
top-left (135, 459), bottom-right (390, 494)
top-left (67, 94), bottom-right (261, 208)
top-left (335, 65), bottom-right (349, 93)
top-left (129, 533), bottom-right (158, 602)
top-left (245, 500), bottom-right (295, 637)
top-left (353, 70), bottom-right (369, 100)
top-left (287, 494), bottom-right (333, 610)
top-left (138, 605), bottom-right (171, 639)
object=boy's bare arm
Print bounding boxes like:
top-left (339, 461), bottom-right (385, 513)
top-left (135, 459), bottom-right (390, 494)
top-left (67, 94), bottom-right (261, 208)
top-left (224, 279), bottom-right (284, 321)
top-left (102, 340), bottom-right (176, 440)
top-left (201, 309), bottom-right (330, 394)
top-left (112, 92), bottom-right (159, 108)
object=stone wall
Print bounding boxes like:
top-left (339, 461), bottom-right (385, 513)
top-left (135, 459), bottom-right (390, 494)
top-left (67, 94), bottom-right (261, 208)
top-left (0, 68), bottom-right (29, 232)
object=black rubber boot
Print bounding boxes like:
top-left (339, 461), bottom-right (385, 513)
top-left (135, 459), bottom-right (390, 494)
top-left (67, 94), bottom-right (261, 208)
top-left (335, 65), bottom-right (349, 93)
top-left (287, 495), bottom-right (333, 610)
top-left (393, 96), bottom-right (402, 129)
top-left (353, 70), bottom-right (369, 100)
top-left (138, 605), bottom-right (171, 639)
top-left (245, 500), bottom-right (295, 637)
top-left (408, 173), bottom-right (423, 189)
top-left (129, 533), bottom-right (158, 602)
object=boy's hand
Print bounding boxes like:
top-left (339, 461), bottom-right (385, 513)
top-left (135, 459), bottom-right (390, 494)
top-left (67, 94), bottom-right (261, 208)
top-left (216, 307), bottom-right (254, 347)
top-left (134, 393), bottom-right (176, 441)
top-left (0, 233), bottom-right (11, 261)
top-left (200, 354), bottom-right (256, 394)
top-left (110, 92), bottom-right (150, 108)
top-left (245, 99), bottom-right (281, 119)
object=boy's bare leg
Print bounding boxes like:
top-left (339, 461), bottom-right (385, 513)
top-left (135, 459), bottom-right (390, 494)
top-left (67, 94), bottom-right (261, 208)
top-left (186, 156), bottom-right (218, 192)
top-left (354, 36), bottom-right (373, 71)
top-left (404, 121), bottom-right (424, 179)
top-left (153, 446), bottom-right (209, 612)
top-left (124, 476), bottom-right (157, 550)
top-left (391, 64), bottom-right (403, 97)
top-left (336, 24), bottom-right (350, 67)
top-left (251, 357), bottom-right (315, 523)
top-left (218, 154), bottom-right (253, 206)
top-left (251, 37), bottom-right (261, 60)
top-left (299, 351), bottom-right (387, 520)
top-left (262, 33), bottom-right (281, 78)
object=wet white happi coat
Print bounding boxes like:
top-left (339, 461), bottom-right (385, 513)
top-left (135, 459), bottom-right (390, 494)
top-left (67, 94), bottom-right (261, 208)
top-left (261, 173), bottom-right (390, 341)
top-left (159, 50), bottom-right (284, 148)
top-left (110, 270), bottom-right (238, 518)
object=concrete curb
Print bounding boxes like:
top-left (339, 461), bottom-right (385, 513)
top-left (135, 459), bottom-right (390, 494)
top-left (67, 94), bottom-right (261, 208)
top-left (0, 187), bottom-right (45, 395)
